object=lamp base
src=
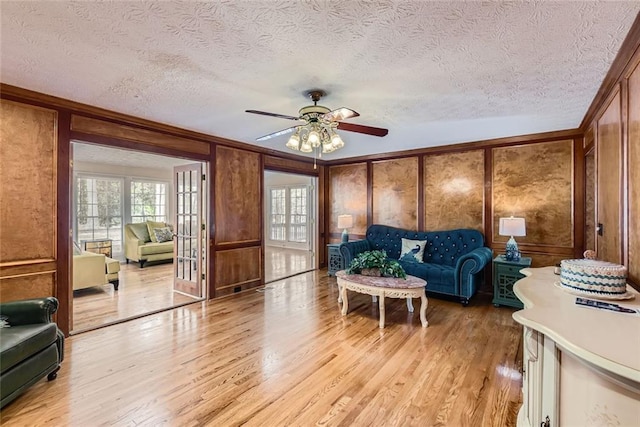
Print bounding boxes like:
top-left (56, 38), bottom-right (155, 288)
top-left (505, 236), bottom-right (521, 261)
top-left (341, 228), bottom-right (349, 243)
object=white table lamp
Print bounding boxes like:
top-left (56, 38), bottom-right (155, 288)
top-left (499, 217), bottom-right (526, 261)
top-left (337, 215), bottom-right (353, 243)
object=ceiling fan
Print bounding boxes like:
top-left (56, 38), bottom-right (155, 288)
top-left (245, 89), bottom-right (388, 155)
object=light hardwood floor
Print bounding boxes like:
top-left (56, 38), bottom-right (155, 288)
top-left (72, 262), bottom-right (200, 332)
top-left (4, 271), bottom-right (523, 426)
top-left (264, 246), bottom-right (314, 283)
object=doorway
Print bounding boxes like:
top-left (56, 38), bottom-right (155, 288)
top-left (70, 142), bottom-right (208, 332)
top-left (264, 171), bottom-right (317, 282)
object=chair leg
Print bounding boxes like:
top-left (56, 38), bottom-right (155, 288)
top-left (139, 260), bottom-right (145, 268)
top-left (126, 259), bottom-right (129, 264)
top-left (111, 280), bottom-right (119, 291)
top-left (47, 366), bottom-right (60, 381)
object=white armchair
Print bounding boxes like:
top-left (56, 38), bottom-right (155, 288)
top-left (72, 251), bottom-right (120, 291)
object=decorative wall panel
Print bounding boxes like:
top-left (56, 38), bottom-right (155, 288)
top-left (0, 272), bottom-right (55, 302)
top-left (214, 247), bottom-right (261, 291)
top-left (628, 62), bottom-right (640, 284)
top-left (0, 100), bottom-right (57, 264)
top-left (264, 155), bottom-right (317, 175)
top-left (215, 146), bottom-right (261, 245)
top-left (596, 93), bottom-right (622, 264)
top-left (329, 163), bottom-right (367, 236)
top-left (424, 150), bottom-right (484, 232)
top-left (585, 152), bottom-right (596, 251)
top-left (493, 140), bottom-right (574, 247)
top-left (372, 158), bottom-right (419, 230)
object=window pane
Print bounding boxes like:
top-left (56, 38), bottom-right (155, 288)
top-left (75, 176), bottom-right (123, 256)
top-left (289, 187), bottom-right (307, 243)
top-left (131, 180), bottom-right (168, 223)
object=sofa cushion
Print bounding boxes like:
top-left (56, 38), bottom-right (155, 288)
top-left (146, 221), bottom-right (166, 243)
top-left (129, 222), bottom-right (151, 243)
top-left (139, 241), bottom-right (173, 256)
top-left (401, 261), bottom-right (455, 287)
top-left (400, 238), bottom-right (426, 263)
top-left (0, 323), bottom-right (58, 374)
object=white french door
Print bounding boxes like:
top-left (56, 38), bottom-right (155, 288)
top-left (173, 164), bottom-right (204, 298)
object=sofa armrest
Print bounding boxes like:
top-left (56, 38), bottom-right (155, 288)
top-left (124, 226), bottom-right (145, 262)
top-left (454, 247), bottom-right (493, 296)
top-left (339, 239), bottom-right (372, 268)
top-left (0, 297), bottom-right (59, 326)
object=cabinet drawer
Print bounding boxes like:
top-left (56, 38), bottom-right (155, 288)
top-left (499, 264), bottom-right (525, 277)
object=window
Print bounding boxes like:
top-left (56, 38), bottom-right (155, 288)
top-left (131, 181), bottom-right (167, 223)
top-left (268, 186), bottom-right (308, 244)
top-left (74, 176), bottom-right (170, 259)
top-left (75, 176), bottom-right (123, 254)
top-left (270, 188), bottom-right (286, 241)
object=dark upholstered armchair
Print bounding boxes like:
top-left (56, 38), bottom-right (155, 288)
top-left (0, 297), bottom-right (64, 408)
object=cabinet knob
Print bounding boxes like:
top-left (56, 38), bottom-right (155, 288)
top-left (540, 415), bottom-right (550, 427)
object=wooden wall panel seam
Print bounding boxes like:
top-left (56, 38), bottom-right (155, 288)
top-left (0, 270), bottom-right (57, 280)
top-left (57, 109), bottom-right (71, 335)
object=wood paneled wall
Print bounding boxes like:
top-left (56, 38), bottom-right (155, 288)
top-left (214, 146), bottom-right (262, 296)
top-left (584, 42), bottom-right (639, 286)
top-left (328, 137), bottom-right (581, 268)
top-left (595, 92), bottom-right (623, 264)
top-left (580, 14), bottom-right (640, 288)
top-left (0, 85), bottom-right (321, 334)
top-left (628, 58), bottom-right (640, 286)
top-left (372, 158), bottom-right (419, 230)
top-left (0, 100), bottom-right (59, 307)
top-left (328, 163), bottom-right (367, 243)
top-left (492, 141), bottom-right (574, 248)
top-left (424, 150), bottom-right (484, 232)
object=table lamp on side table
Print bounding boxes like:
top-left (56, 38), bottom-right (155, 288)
top-left (499, 216), bottom-right (526, 261)
top-left (338, 214), bottom-right (353, 243)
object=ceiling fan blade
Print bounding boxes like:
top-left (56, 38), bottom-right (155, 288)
top-left (245, 110), bottom-right (302, 121)
top-left (322, 107), bottom-right (360, 122)
top-left (337, 122), bottom-right (388, 137)
top-left (256, 126), bottom-right (298, 141)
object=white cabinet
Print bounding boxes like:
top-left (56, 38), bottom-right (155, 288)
top-left (513, 267), bottom-right (640, 427)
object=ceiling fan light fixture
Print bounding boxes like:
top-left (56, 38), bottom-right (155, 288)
top-left (285, 131), bottom-right (301, 150)
top-left (308, 129), bottom-right (320, 147)
top-left (248, 88), bottom-right (387, 158)
top-left (330, 132), bottom-right (344, 150)
top-left (300, 137), bottom-right (313, 153)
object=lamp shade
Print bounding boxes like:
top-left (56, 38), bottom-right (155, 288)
top-left (337, 214), bottom-right (353, 229)
top-left (499, 217), bottom-right (526, 237)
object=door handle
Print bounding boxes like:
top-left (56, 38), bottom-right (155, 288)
top-left (597, 223), bottom-right (603, 236)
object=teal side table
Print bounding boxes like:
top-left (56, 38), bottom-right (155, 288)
top-left (492, 255), bottom-right (532, 308)
top-left (327, 244), bottom-right (344, 276)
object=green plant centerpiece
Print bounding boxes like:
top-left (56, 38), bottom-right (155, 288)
top-left (346, 249), bottom-right (407, 279)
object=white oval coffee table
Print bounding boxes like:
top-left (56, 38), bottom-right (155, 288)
top-left (336, 270), bottom-right (428, 328)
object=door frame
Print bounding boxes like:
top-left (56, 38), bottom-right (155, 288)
top-left (69, 141), bottom-right (210, 333)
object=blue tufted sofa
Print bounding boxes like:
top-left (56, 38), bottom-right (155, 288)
top-left (339, 224), bottom-right (493, 305)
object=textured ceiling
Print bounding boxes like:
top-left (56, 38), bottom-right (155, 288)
top-left (2, 1), bottom-right (639, 160)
